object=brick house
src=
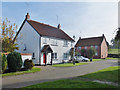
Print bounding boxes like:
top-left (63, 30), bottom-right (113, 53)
top-left (75, 34), bottom-right (108, 59)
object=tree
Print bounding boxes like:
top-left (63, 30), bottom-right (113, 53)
top-left (1, 18), bottom-right (19, 52)
top-left (81, 49), bottom-right (86, 57)
top-left (115, 28), bottom-right (120, 40)
top-left (87, 48), bottom-right (96, 61)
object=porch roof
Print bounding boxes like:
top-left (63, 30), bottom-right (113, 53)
top-left (41, 45), bottom-right (53, 53)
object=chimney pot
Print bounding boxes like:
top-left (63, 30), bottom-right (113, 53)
top-left (25, 13), bottom-right (30, 20)
top-left (57, 24), bottom-right (61, 29)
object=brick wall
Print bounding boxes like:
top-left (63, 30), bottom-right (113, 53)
top-left (101, 38), bottom-right (108, 58)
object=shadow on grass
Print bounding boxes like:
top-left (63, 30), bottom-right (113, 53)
top-left (80, 68), bottom-right (120, 83)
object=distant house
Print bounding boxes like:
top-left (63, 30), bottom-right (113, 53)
top-left (14, 13), bottom-right (75, 65)
top-left (75, 34), bottom-right (108, 59)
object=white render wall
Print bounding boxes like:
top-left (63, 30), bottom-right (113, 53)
top-left (41, 36), bottom-right (74, 64)
top-left (16, 21), bottom-right (40, 64)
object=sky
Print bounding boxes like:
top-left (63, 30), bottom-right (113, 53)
top-left (2, 2), bottom-right (118, 44)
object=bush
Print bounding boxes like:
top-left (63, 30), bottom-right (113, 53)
top-left (24, 59), bottom-right (34, 70)
top-left (7, 52), bottom-right (23, 72)
top-left (2, 54), bottom-right (7, 73)
top-left (75, 61), bottom-right (79, 63)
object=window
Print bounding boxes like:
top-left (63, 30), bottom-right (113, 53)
top-left (63, 53), bottom-right (68, 59)
top-left (52, 53), bottom-right (57, 59)
top-left (95, 52), bottom-right (98, 56)
top-left (63, 40), bottom-right (68, 46)
top-left (32, 52), bottom-right (35, 59)
top-left (84, 46), bottom-right (87, 49)
top-left (78, 46), bottom-right (81, 50)
top-left (71, 42), bottom-right (73, 47)
top-left (91, 45), bottom-right (93, 48)
top-left (43, 37), bottom-right (47, 43)
top-left (55, 40), bottom-right (57, 45)
top-left (95, 45), bottom-right (98, 49)
top-left (51, 38), bottom-right (57, 45)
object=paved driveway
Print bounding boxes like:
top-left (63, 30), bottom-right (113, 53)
top-left (2, 60), bottom-right (118, 88)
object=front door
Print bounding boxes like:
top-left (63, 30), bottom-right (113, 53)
top-left (43, 53), bottom-right (46, 64)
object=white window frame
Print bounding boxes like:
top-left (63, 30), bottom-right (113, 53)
top-left (52, 53), bottom-right (57, 59)
top-left (63, 53), bottom-right (68, 59)
top-left (63, 40), bottom-right (68, 46)
top-left (43, 37), bottom-right (47, 43)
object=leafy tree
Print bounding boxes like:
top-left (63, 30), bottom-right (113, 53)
top-left (115, 28), bottom-right (120, 40)
top-left (1, 53), bottom-right (7, 73)
top-left (87, 48), bottom-right (96, 61)
top-left (81, 49), bottom-right (86, 57)
top-left (110, 38), bottom-right (120, 49)
top-left (1, 18), bottom-right (19, 52)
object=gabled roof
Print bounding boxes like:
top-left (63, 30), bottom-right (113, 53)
top-left (75, 35), bottom-right (106, 47)
top-left (27, 20), bottom-right (74, 41)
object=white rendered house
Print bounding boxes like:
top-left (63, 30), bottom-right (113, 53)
top-left (14, 13), bottom-right (75, 65)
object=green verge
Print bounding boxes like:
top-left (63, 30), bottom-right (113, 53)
top-left (22, 79), bottom-right (117, 88)
top-left (106, 57), bottom-right (120, 60)
top-left (2, 67), bottom-right (41, 77)
top-left (91, 59), bottom-right (105, 62)
top-left (52, 63), bottom-right (89, 67)
top-left (80, 66), bottom-right (120, 83)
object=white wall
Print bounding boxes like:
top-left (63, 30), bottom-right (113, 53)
top-left (41, 36), bottom-right (74, 64)
top-left (16, 21), bottom-right (40, 64)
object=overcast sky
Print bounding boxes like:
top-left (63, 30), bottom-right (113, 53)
top-left (2, 2), bottom-right (118, 44)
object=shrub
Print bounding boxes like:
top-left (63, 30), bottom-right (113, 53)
top-left (7, 52), bottom-right (23, 72)
top-left (75, 61), bottom-right (79, 63)
top-left (24, 59), bottom-right (34, 70)
top-left (1, 54), bottom-right (7, 73)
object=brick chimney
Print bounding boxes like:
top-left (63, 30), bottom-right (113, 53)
top-left (25, 13), bottom-right (30, 20)
top-left (57, 24), bottom-right (61, 29)
top-left (79, 37), bottom-right (81, 39)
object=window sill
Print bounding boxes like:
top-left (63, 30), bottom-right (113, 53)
top-left (52, 59), bottom-right (58, 61)
top-left (63, 45), bottom-right (68, 47)
top-left (51, 44), bottom-right (58, 46)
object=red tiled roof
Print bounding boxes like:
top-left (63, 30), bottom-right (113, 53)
top-left (75, 35), bottom-right (105, 47)
top-left (27, 20), bottom-right (74, 41)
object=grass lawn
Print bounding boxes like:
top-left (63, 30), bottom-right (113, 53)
top-left (106, 57), bottom-right (120, 60)
top-left (52, 63), bottom-right (89, 67)
top-left (2, 67), bottom-right (41, 77)
top-left (80, 66), bottom-right (120, 83)
top-left (108, 49), bottom-right (119, 54)
top-left (91, 59), bottom-right (105, 62)
top-left (23, 79), bottom-right (117, 88)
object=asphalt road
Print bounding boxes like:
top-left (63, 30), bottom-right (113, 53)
top-left (2, 60), bottom-right (118, 88)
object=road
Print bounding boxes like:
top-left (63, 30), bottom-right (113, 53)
top-left (2, 60), bottom-right (118, 88)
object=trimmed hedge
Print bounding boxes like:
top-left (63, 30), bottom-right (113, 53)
top-left (7, 52), bottom-right (23, 72)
